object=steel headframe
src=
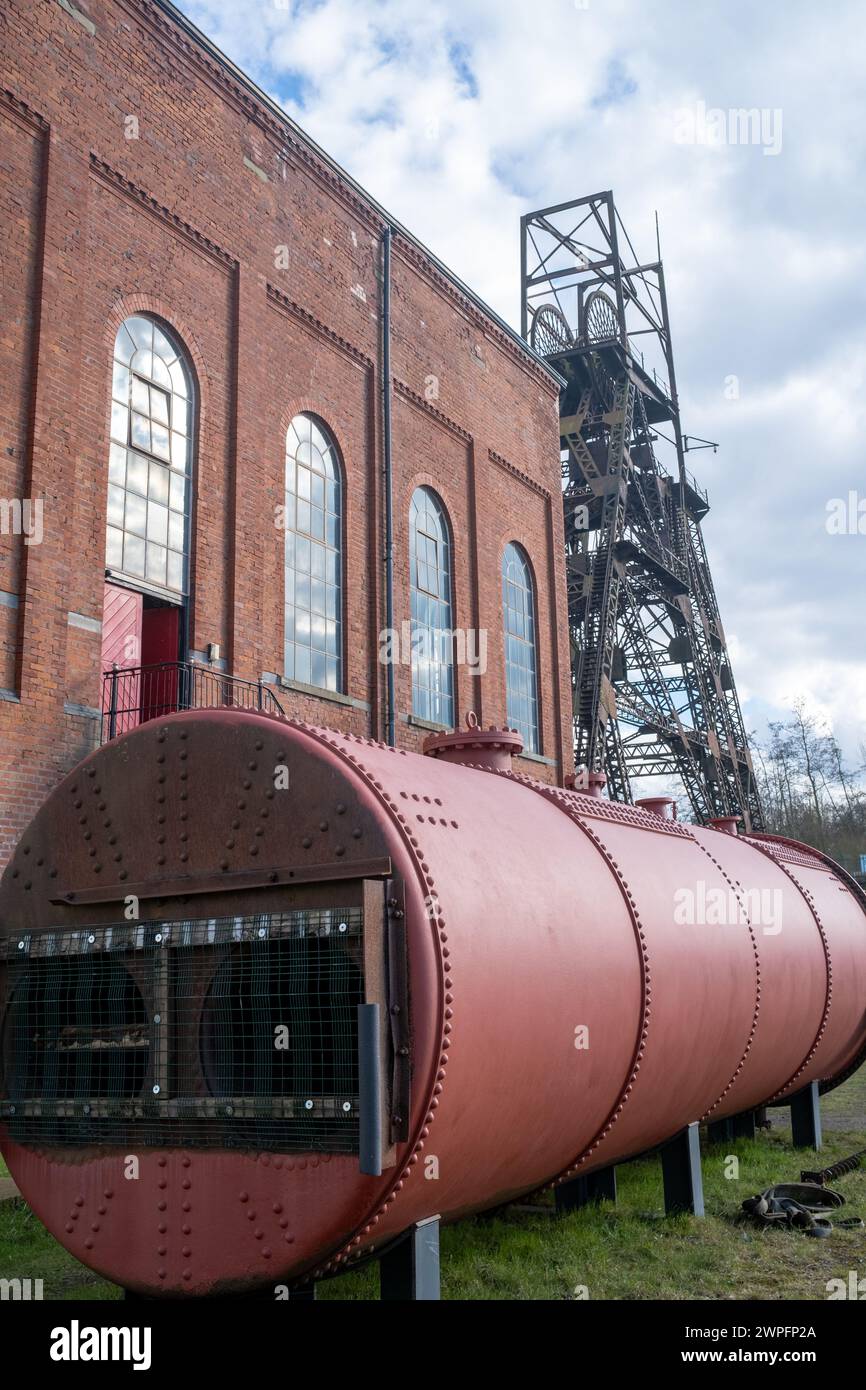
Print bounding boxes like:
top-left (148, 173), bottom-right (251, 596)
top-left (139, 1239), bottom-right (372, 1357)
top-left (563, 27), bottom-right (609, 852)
top-left (520, 191), bottom-right (763, 831)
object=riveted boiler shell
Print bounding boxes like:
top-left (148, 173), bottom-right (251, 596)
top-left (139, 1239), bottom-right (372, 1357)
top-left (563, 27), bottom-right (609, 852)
top-left (1, 711), bottom-right (865, 1297)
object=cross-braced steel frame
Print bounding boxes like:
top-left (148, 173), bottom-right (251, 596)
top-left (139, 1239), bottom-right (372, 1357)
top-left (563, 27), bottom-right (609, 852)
top-left (521, 191), bottom-right (763, 830)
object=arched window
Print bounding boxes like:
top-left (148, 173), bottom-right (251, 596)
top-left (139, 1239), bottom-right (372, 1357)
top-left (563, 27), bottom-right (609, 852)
top-left (502, 542), bottom-right (539, 753)
top-left (106, 315), bottom-right (193, 595)
top-left (284, 414), bottom-right (342, 691)
top-left (410, 487), bottom-right (454, 727)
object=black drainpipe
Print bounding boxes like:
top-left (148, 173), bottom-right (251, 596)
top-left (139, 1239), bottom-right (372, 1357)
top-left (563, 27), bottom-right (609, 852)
top-left (382, 224), bottom-right (396, 747)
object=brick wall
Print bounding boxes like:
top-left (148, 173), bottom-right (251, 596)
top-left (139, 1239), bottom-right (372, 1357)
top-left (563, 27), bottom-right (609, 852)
top-left (0, 0), bottom-right (573, 869)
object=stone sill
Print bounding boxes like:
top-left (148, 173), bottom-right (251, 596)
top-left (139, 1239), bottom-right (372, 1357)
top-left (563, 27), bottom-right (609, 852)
top-left (405, 714), bottom-right (452, 734)
top-left (276, 676), bottom-right (369, 711)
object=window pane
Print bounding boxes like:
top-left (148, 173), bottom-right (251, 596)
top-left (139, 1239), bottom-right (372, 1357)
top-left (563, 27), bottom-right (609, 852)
top-left (126, 451), bottom-right (148, 497)
top-left (147, 503), bottom-right (168, 545)
top-left (131, 378), bottom-right (149, 414)
top-left (169, 360), bottom-right (188, 398)
top-left (125, 492), bottom-right (146, 537)
top-left (150, 390), bottom-right (169, 427)
top-left (108, 444), bottom-right (126, 485)
top-left (150, 355), bottom-right (172, 391)
top-left (127, 317), bottom-right (153, 352)
top-left (152, 325), bottom-right (174, 361)
top-left (151, 422), bottom-right (170, 461)
top-left (166, 550), bottom-right (184, 592)
top-left (146, 542), bottom-right (167, 585)
top-left (311, 649), bottom-right (327, 688)
top-left (106, 526), bottom-right (123, 568)
top-left (112, 362), bottom-right (129, 402)
top-left (170, 432), bottom-right (187, 471)
top-left (110, 402), bottom-right (128, 443)
top-left (123, 533), bottom-right (145, 577)
top-left (169, 472), bottom-right (186, 513)
top-left (115, 325), bottom-right (135, 366)
top-left (148, 463), bottom-right (170, 504)
top-left (295, 646), bottom-right (311, 684)
top-left (131, 413), bottom-right (151, 450)
top-left (107, 485), bottom-right (125, 527)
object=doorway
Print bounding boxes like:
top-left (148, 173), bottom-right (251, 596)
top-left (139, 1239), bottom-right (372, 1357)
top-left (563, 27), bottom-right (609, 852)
top-left (101, 581), bottom-right (184, 733)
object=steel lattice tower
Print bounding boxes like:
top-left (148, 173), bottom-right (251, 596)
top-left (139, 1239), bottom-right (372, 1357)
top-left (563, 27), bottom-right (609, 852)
top-left (521, 191), bottom-right (763, 830)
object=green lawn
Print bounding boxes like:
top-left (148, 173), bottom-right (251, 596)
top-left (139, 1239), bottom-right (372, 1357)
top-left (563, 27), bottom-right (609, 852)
top-left (2, 1070), bottom-right (863, 1301)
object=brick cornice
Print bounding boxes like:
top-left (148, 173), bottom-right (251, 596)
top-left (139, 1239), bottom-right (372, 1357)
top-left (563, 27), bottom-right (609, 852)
top-left (0, 87), bottom-right (49, 135)
top-left (488, 448), bottom-right (552, 502)
top-left (393, 380), bottom-right (472, 444)
top-left (89, 154), bottom-right (237, 271)
top-left (265, 285), bottom-right (373, 370)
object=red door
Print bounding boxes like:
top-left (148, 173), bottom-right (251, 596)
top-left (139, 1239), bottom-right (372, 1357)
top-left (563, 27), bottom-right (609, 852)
top-left (101, 583), bottom-right (143, 735)
top-left (140, 605), bottom-right (180, 722)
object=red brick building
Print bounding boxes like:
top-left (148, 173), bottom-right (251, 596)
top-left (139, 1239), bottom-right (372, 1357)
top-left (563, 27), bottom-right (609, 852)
top-left (0, 0), bottom-right (572, 870)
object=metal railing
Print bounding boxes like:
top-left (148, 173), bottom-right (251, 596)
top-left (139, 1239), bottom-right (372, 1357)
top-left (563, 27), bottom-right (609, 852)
top-left (101, 661), bottom-right (286, 742)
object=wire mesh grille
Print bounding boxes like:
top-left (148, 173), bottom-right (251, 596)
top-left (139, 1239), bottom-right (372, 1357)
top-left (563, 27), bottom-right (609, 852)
top-left (0, 909), bottom-right (364, 1152)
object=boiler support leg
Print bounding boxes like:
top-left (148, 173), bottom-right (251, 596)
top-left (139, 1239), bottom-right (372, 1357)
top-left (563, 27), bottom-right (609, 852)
top-left (732, 1109), bottom-right (757, 1141)
top-left (661, 1123), bottom-right (705, 1217)
top-left (790, 1081), bottom-right (822, 1151)
top-left (707, 1109), bottom-right (756, 1145)
top-left (705, 1118), bottom-right (733, 1144)
top-left (379, 1215), bottom-right (440, 1301)
top-left (555, 1165), bottom-right (617, 1212)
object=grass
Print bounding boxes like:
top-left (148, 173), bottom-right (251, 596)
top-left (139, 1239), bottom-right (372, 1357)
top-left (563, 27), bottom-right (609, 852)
top-left (1, 1069), bottom-right (864, 1301)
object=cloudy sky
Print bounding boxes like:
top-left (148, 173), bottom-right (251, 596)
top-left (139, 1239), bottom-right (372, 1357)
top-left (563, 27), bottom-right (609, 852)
top-left (177, 0), bottom-right (866, 765)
